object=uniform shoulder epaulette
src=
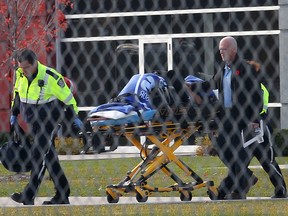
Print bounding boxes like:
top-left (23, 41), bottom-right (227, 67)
top-left (46, 68), bottom-right (59, 80)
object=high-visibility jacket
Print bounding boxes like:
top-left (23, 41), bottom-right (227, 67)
top-left (12, 61), bottom-right (78, 115)
top-left (245, 60), bottom-right (269, 117)
top-left (260, 83), bottom-right (269, 115)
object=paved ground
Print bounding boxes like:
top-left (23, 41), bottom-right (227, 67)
top-left (1, 146), bottom-right (287, 207)
top-left (58, 145), bottom-right (199, 160)
top-left (1, 196), bottom-right (275, 207)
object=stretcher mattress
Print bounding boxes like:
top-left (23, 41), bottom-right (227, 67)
top-left (89, 109), bottom-right (156, 126)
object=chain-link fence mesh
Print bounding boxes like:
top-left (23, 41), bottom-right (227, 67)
top-left (61, 0), bottom-right (280, 126)
top-left (1, 0), bottom-right (288, 212)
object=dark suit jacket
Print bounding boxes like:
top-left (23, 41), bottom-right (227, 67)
top-left (211, 55), bottom-right (263, 130)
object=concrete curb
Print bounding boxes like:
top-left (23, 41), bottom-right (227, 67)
top-left (0, 196), bottom-right (274, 207)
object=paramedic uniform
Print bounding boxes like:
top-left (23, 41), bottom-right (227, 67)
top-left (11, 61), bottom-right (79, 202)
top-left (246, 83), bottom-right (287, 198)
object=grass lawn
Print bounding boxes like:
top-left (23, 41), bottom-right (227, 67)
top-left (0, 156), bottom-right (288, 215)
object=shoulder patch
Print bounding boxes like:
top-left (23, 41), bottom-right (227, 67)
top-left (46, 69), bottom-right (59, 80)
top-left (57, 78), bottom-right (65, 88)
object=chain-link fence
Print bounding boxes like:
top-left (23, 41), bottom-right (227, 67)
top-left (61, 0), bottom-right (280, 126)
top-left (1, 0), bottom-right (288, 213)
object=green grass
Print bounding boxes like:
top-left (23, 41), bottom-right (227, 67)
top-left (1, 156), bottom-right (288, 215)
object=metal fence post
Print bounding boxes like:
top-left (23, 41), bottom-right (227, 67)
top-left (279, 0), bottom-right (288, 129)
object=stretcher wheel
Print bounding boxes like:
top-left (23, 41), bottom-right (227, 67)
top-left (136, 192), bottom-right (148, 203)
top-left (180, 191), bottom-right (192, 201)
top-left (107, 193), bottom-right (120, 203)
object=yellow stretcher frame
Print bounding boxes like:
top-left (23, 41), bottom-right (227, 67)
top-left (90, 120), bottom-right (218, 203)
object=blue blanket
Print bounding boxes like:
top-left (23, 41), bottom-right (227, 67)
top-left (88, 73), bottom-right (167, 126)
top-left (90, 109), bottom-right (156, 126)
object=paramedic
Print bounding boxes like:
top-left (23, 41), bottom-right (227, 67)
top-left (9, 49), bottom-right (83, 205)
top-left (245, 63), bottom-right (287, 199)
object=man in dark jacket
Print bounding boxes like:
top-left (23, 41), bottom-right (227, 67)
top-left (208, 36), bottom-right (264, 199)
top-left (185, 37), bottom-right (286, 199)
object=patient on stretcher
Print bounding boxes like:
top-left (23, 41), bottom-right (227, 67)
top-left (85, 71), bottom-right (218, 153)
top-left (88, 71), bottom-right (218, 127)
top-left (89, 72), bottom-right (170, 126)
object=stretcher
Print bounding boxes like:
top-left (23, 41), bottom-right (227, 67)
top-left (87, 72), bottom-right (219, 203)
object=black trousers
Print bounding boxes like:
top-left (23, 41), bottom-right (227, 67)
top-left (246, 125), bottom-right (287, 196)
top-left (22, 104), bottom-right (70, 201)
top-left (211, 110), bottom-right (254, 198)
top-left (214, 130), bottom-right (253, 198)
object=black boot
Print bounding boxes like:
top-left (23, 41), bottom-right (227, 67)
top-left (272, 187), bottom-right (287, 199)
top-left (42, 195), bottom-right (70, 205)
top-left (11, 192), bottom-right (34, 205)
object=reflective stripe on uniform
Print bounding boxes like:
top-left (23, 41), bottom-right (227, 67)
top-left (38, 72), bottom-right (50, 103)
top-left (19, 96), bottom-right (56, 104)
top-left (62, 92), bottom-right (74, 104)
